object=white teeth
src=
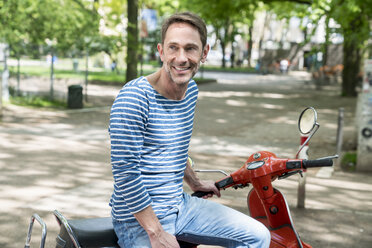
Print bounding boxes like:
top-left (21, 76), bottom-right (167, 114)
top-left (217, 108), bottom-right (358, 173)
top-left (175, 67), bottom-right (189, 71)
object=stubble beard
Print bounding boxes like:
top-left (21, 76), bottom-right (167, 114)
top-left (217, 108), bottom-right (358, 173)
top-left (165, 61), bottom-right (200, 86)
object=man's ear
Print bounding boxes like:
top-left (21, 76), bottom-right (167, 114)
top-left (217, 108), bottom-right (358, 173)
top-left (157, 43), bottom-right (164, 62)
top-left (201, 44), bottom-right (210, 63)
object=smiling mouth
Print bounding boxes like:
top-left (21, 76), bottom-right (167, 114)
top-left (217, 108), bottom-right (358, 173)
top-left (173, 66), bottom-right (191, 72)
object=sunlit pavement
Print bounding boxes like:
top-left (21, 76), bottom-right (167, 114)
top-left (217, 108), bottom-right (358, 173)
top-left (1, 71), bottom-right (371, 247)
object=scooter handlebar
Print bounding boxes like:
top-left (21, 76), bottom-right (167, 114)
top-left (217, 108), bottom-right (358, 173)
top-left (192, 158), bottom-right (334, 197)
top-left (302, 158), bottom-right (333, 169)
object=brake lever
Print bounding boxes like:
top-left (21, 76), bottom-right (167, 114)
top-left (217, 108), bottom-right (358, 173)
top-left (278, 170), bottom-right (302, 180)
top-left (233, 183), bottom-right (249, 189)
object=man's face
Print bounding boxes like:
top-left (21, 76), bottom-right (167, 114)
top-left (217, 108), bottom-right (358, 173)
top-left (158, 22), bottom-right (209, 85)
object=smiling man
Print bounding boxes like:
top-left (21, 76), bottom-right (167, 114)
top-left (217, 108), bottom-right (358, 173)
top-left (109, 12), bottom-right (270, 248)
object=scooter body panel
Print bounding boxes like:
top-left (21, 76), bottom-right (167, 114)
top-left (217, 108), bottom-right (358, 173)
top-left (248, 188), bottom-right (311, 248)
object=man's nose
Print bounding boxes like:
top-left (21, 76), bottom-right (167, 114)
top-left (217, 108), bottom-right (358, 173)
top-left (175, 49), bottom-right (188, 63)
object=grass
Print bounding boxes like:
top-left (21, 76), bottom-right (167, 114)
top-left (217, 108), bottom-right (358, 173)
top-left (9, 86), bottom-right (67, 109)
top-left (10, 95), bottom-right (67, 109)
top-left (6, 59), bottom-right (255, 85)
top-left (8, 65), bottom-right (129, 84)
top-left (341, 151), bottom-right (357, 172)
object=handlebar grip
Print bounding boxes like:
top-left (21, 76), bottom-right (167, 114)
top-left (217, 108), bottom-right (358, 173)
top-left (191, 176), bottom-right (234, 198)
top-left (191, 191), bottom-right (214, 198)
top-left (302, 158), bottom-right (333, 169)
top-left (215, 176), bottom-right (234, 189)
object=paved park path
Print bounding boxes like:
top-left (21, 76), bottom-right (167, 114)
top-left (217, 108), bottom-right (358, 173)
top-left (1, 71), bottom-right (371, 247)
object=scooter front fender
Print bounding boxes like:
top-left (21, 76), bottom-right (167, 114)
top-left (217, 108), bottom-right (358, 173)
top-left (248, 188), bottom-right (311, 248)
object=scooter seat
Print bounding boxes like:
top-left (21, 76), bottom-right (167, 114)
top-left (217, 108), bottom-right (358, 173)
top-left (66, 218), bottom-right (197, 248)
top-left (54, 210), bottom-right (197, 248)
top-left (67, 217), bottom-right (118, 247)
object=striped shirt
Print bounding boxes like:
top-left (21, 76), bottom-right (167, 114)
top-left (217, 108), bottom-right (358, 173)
top-left (109, 76), bottom-right (198, 221)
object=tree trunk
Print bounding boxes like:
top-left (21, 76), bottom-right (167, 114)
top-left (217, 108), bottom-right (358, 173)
top-left (247, 25), bottom-right (253, 68)
top-left (85, 50), bottom-right (89, 102)
top-left (322, 14), bottom-right (331, 66)
top-left (126, 0), bottom-right (138, 82)
top-left (221, 39), bottom-right (226, 68)
top-left (342, 36), bottom-right (361, 97)
top-left (257, 12), bottom-right (270, 67)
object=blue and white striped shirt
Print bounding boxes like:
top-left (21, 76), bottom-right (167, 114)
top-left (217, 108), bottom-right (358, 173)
top-left (109, 76), bottom-right (198, 221)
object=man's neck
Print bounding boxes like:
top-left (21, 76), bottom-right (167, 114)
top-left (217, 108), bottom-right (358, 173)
top-left (146, 69), bottom-right (189, 100)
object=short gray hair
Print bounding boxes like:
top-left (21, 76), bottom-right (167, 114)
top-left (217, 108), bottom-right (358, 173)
top-left (161, 12), bottom-right (207, 48)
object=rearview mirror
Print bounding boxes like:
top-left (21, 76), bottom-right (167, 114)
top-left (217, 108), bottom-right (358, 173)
top-left (298, 107), bottom-right (317, 135)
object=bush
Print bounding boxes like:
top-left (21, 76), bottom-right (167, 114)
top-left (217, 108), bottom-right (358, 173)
top-left (341, 152), bottom-right (357, 172)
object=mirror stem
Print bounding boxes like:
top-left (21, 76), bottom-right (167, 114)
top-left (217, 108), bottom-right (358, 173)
top-left (194, 169), bottom-right (229, 176)
top-left (296, 123), bottom-right (319, 159)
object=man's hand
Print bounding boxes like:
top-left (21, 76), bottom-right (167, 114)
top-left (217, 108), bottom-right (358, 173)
top-left (148, 230), bottom-right (180, 248)
top-left (184, 158), bottom-right (221, 198)
top-left (134, 206), bottom-right (179, 247)
top-left (191, 179), bottom-right (221, 199)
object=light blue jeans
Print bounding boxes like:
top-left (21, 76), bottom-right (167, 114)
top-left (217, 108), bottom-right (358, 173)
top-left (113, 193), bottom-right (271, 247)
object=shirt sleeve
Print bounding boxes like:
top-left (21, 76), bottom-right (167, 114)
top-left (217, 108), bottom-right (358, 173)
top-left (109, 83), bottom-right (152, 214)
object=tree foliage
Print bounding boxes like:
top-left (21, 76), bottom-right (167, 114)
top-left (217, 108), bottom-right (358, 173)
top-left (0, 0), bottom-right (100, 56)
top-left (0, 0), bottom-right (32, 56)
top-left (178, 0), bottom-right (258, 67)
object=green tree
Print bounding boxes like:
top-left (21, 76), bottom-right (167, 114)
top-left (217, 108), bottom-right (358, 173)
top-left (0, 0), bottom-right (33, 95)
top-left (329, 0), bottom-right (372, 96)
top-left (144, 0), bottom-right (180, 16)
top-left (241, 1), bottom-right (259, 67)
top-left (265, 0), bottom-right (372, 96)
top-left (264, 1), bottom-right (318, 64)
top-left (96, 0), bottom-right (126, 74)
top-left (0, 0), bottom-right (100, 99)
top-left (182, 0), bottom-right (258, 68)
top-left (98, 0), bottom-right (140, 81)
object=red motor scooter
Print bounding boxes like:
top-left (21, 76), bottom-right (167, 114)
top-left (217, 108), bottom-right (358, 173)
top-left (25, 107), bottom-right (337, 248)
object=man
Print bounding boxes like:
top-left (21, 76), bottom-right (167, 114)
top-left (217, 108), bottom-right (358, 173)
top-left (109, 12), bottom-right (271, 248)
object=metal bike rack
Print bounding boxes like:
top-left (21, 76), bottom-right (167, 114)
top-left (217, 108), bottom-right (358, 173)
top-left (24, 213), bottom-right (47, 248)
